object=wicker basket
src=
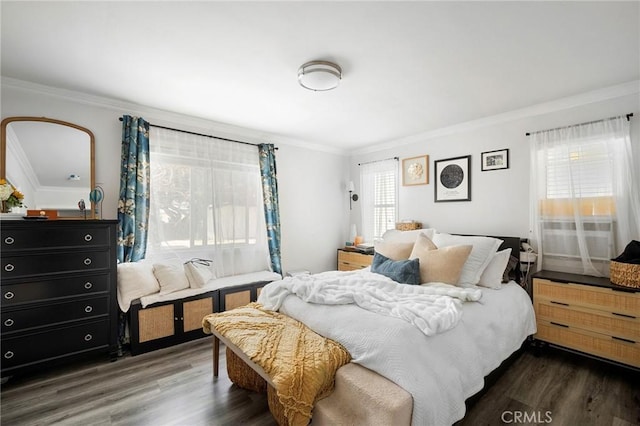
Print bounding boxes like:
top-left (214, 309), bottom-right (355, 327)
top-left (395, 222), bottom-right (421, 231)
top-left (610, 261), bottom-right (640, 289)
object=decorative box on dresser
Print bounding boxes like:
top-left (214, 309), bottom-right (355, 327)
top-left (1, 220), bottom-right (118, 377)
top-left (532, 270), bottom-right (640, 369)
top-left (337, 248), bottom-right (374, 271)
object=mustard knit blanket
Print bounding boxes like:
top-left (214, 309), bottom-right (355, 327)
top-left (202, 303), bottom-right (351, 426)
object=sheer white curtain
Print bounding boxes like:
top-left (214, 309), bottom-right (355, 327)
top-left (146, 127), bottom-right (272, 277)
top-left (360, 159), bottom-right (398, 242)
top-left (529, 116), bottom-right (639, 276)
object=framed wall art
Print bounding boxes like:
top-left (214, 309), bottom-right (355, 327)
top-left (481, 149), bottom-right (509, 171)
top-left (434, 155), bottom-right (471, 202)
top-left (402, 155), bottom-right (429, 186)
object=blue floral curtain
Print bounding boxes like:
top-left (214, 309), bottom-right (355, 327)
top-left (258, 144), bottom-right (282, 275)
top-left (117, 115), bottom-right (150, 263)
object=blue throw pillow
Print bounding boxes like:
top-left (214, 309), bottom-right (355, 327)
top-left (371, 252), bottom-right (421, 285)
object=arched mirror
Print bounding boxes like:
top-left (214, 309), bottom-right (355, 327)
top-left (1, 117), bottom-right (95, 219)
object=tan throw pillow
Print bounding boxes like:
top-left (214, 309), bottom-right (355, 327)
top-left (374, 241), bottom-right (415, 261)
top-left (409, 234), bottom-right (472, 285)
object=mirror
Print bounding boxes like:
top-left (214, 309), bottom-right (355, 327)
top-left (1, 116), bottom-right (95, 219)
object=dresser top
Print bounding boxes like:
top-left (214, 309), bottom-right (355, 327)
top-left (533, 270), bottom-right (638, 293)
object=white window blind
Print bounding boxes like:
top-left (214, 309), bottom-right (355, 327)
top-left (360, 159), bottom-right (398, 241)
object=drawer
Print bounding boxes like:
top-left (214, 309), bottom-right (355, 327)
top-left (534, 279), bottom-right (640, 317)
top-left (1, 273), bottom-right (110, 306)
top-left (338, 251), bottom-right (373, 270)
top-left (2, 296), bottom-right (109, 334)
top-left (1, 319), bottom-right (109, 371)
top-left (2, 249), bottom-right (111, 279)
top-left (1, 226), bottom-right (111, 251)
top-left (536, 320), bottom-right (640, 368)
top-left (535, 301), bottom-right (640, 342)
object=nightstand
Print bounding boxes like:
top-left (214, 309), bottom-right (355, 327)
top-left (532, 270), bottom-right (639, 369)
top-left (337, 249), bottom-right (374, 271)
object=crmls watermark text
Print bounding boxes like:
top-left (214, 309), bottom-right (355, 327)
top-left (501, 410), bottom-right (553, 424)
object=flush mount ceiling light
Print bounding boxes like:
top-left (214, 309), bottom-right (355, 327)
top-left (298, 60), bottom-right (342, 91)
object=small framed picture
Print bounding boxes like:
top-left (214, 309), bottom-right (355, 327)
top-left (402, 155), bottom-right (429, 186)
top-left (434, 155), bottom-right (471, 202)
top-left (481, 149), bottom-right (509, 171)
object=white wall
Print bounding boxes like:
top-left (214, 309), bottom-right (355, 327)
top-left (1, 81), bottom-right (350, 274)
top-left (349, 89), bottom-right (640, 242)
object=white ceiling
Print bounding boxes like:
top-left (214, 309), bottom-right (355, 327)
top-left (2, 1), bottom-right (638, 152)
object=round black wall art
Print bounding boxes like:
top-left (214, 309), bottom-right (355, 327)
top-left (440, 164), bottom-right (464, 189)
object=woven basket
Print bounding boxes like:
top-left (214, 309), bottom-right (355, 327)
top-left (610, 261), bottom-right (640, 289)
top-left (395, 222), bottom-right (421, 231)
top-left (226, 347), bottom-right (267, 393)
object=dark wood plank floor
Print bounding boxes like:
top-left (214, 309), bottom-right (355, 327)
top-left (1, 339), bottom-right (638, 425)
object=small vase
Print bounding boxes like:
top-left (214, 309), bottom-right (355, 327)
top-left (1, 200), bottom-right (10, 214)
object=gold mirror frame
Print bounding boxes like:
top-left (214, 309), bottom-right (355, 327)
top-left (1, 116), bottom-right (96, 219)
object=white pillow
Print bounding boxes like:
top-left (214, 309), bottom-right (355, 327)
top-left (478, 248), bottom-right (512, 289)
top-left (184, 259), bottom-right (215, 288)
top-left (431, 233), bottom-right (502, 285)
top-left (153, 263), bottom-right (190, 295)
top-left (116, 261), bottom-right (160, 313)
top-left (382, 228), bottom-right (436, 244)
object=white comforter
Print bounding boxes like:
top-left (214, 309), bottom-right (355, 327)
top-left (259, 270), bottom-right (482, 336)
top-left (258, 269), bottom-right (536, 425)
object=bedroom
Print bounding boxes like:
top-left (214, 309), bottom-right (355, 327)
top-left (1, 1), bottom-right (639, 425)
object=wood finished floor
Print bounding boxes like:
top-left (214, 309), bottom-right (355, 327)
top-left (1, 339), bottom-right (638, 426)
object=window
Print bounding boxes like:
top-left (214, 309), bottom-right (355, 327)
top-left (360, 159), bottom-right (398, 241)
top-left (146, 127), bottom-right (271, 277)
top-left (530, 116), bottom-right (639, 277)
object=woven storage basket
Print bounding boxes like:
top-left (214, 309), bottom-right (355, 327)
top-left (610, 261), bottom-right (640, 289)
top-left (395, 222), bottom-right (421, 231)
top-left (226, 347), bottom-right (267, 393)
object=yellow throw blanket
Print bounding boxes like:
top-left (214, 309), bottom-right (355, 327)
top-left (202, 303), bottom-right (351, 426)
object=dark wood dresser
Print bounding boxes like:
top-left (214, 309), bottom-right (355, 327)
top-left (1, 220), bottom-right (118, 377)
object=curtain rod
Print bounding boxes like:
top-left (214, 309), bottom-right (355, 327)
top-left (358, 156), bottom-right (399, 166)
top-left (118, 117), bottom-right (276, 149)
top-left (525, 113), bottom-right (633, 136)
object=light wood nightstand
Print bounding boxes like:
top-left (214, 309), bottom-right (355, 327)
top-left (337, 249), bottom-right (374, 271)
top-left (532, 270), bottom-right (640, 369)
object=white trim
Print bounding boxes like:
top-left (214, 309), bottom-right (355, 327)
top-left (351, 80), bottom-right (640, 156)
top-left (1, 77), bottom-right (348, 156)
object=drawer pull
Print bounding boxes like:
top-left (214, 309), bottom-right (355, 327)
top-left (550, 301), bottom-right (569, 306)
top-left (84, 334), bottom-right (93, 342)
top-left (4, 236), bottom-right (14, 245)
top-left (550, 321), bottom-right (569, 328)
top-left (4, 264), bottom-right (15, 272)
top-left (612, 336), bottom-right (636, 344)
top-left (4, 318), bottom-right (14, 327)
top-left (84, 234), bottom-right (93, 242)
top-left (83, 258), bottom-right (92, 266)
top-left (612, 312), bottom-right (636, 319)
top-left (84, 282), bottom-right (93, 290)
top-left (84, 305), bottom-right (93, 313)
top-left (4, 351), bottom-right (14, 359)
top-left (4, 291), bottom-right (14, 300)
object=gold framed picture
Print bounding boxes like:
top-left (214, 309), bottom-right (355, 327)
top-left (402, 155), bottom-right (429, 186)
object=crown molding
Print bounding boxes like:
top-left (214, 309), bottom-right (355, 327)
top-left (1, 77), bottom-right (349, 156)
top-left (351, 80), bottom-right (640, 156)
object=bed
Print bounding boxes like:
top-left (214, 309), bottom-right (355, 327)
top-left (203, 231), bottom-right (537, 425)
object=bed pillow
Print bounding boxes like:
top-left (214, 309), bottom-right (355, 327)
top-left (153, 262), bottom-right (190, 295)
top-left (382, 228), bottom-right (436, 244)
top-left (503, 254), bottom-right (520, 283)
top-left (184, 258), bottom-right (215, 288)
top-left (116, 261), bottom-right (160, 313)
top-left (374, 241), bottom-right (415, 261)
top-left (431, 233), bottom-right (502, 285)
top-left (478, 249), bottom-right (512, 289)
top-left (371, 252), bottom-right (421, 285)
top-left (409, 233), bottom-right (472, 285)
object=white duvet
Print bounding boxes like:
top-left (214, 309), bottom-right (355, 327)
top-left (258, 269), bottom-right (536, 425)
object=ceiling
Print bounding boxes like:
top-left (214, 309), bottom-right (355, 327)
top-left (2, 1), bottom-right (638, 152)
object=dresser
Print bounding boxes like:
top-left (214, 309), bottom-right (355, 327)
top-left (532, 270), bottom-right (640, 369)
top-left (1, 220), bottom-right (118, 377)
top-left (337, 249), bottom-right (374, 271)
